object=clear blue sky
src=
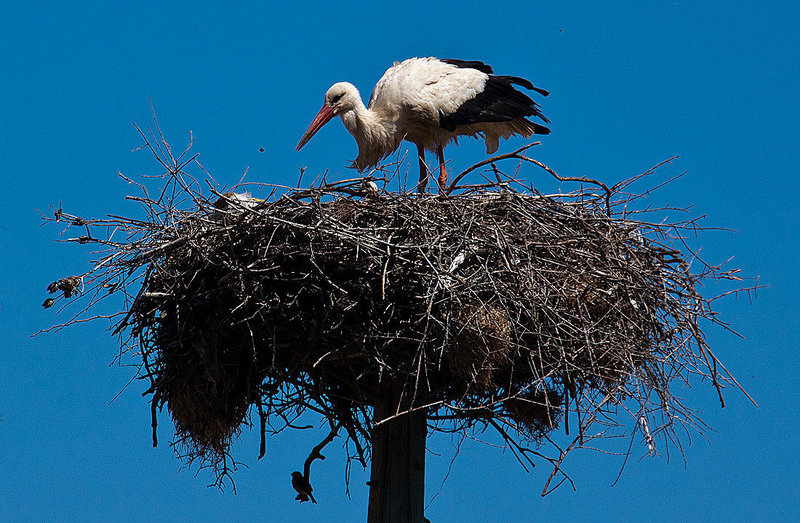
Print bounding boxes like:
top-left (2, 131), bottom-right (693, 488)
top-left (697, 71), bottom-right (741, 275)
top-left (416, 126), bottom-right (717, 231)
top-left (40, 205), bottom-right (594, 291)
top-left (2, 2), bottom-right (798, 521)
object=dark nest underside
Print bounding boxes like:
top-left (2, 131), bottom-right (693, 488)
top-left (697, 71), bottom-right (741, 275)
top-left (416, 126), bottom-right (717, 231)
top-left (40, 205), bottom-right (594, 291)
top-left (42, 137), bottom-right (751, 493)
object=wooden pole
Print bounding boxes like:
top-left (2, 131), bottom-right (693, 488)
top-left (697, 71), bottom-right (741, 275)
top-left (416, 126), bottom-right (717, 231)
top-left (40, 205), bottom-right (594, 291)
top-left (367, 380), bottom-right (427, 523)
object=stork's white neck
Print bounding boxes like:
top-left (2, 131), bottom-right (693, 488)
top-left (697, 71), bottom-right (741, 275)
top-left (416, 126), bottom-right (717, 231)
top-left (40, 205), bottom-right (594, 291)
top-left (339, 100), bottom-right (400, 171)
top-left (339, 97), bottom-right (373, 138)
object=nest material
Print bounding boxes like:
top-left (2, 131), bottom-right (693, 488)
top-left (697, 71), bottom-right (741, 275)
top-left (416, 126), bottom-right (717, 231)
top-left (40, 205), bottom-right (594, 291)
top-left (43, 139), bottom-right (748, 490)
top-left (503, 388), bottom-right (563, 438)
top-left (447, 304), bottom-right (513, 391)
top-left (107, 184), bottom-right (727, 461)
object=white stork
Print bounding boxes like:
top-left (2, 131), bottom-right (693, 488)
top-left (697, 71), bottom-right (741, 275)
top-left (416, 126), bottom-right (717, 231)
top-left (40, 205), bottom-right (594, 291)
top-left (296, 57), bottom-right (550, 194)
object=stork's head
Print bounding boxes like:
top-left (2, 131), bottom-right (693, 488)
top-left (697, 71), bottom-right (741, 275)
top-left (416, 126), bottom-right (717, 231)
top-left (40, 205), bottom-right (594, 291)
top-left (325, 82), bottom-right (360, 114)
top-left (296, 82), bottom-right (360, 151)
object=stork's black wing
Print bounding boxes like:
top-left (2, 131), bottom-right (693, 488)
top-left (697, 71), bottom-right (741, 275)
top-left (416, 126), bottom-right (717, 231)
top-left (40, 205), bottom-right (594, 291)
top-left (438, 60), bottom-right (550, 134)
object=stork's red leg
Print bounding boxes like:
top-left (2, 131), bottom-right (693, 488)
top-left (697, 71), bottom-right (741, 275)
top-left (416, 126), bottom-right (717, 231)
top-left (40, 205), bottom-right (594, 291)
top-left (436, 145), bottom-right (447, 195)
top-left (417, 143), bottom-right (428, 194)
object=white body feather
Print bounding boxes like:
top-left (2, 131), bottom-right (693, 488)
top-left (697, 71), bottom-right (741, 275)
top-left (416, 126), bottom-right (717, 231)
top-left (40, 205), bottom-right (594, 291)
top-left (335, 58), bottom-right (542, 171)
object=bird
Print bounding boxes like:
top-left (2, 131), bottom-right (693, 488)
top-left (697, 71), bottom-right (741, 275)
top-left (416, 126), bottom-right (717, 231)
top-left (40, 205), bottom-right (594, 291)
top-left (291, 471), bottom-right (317, 504)
top-left (296, 57), bottom-right (550, 194)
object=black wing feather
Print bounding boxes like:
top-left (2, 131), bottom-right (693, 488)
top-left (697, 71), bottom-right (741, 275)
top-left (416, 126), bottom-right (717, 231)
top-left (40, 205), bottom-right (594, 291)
top-left (440, 58), bottom-right (494, 74)
top-left (495, 75), bottom-right (550, 97)
top-left (439, 74), bottom-right (551, 133)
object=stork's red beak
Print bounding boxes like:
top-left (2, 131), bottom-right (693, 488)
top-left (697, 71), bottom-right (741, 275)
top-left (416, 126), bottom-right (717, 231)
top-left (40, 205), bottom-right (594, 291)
top-left (296, 105), bottom-right (334, 151)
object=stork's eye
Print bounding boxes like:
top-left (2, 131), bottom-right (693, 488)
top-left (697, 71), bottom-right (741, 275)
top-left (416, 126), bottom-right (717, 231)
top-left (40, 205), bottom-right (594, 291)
top-left (330, 93), bottom-right (344, 104)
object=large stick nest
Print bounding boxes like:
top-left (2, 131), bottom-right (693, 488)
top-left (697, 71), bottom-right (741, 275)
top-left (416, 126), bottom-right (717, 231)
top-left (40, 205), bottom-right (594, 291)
top-left (42, 130), bottom-right (751, 493)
